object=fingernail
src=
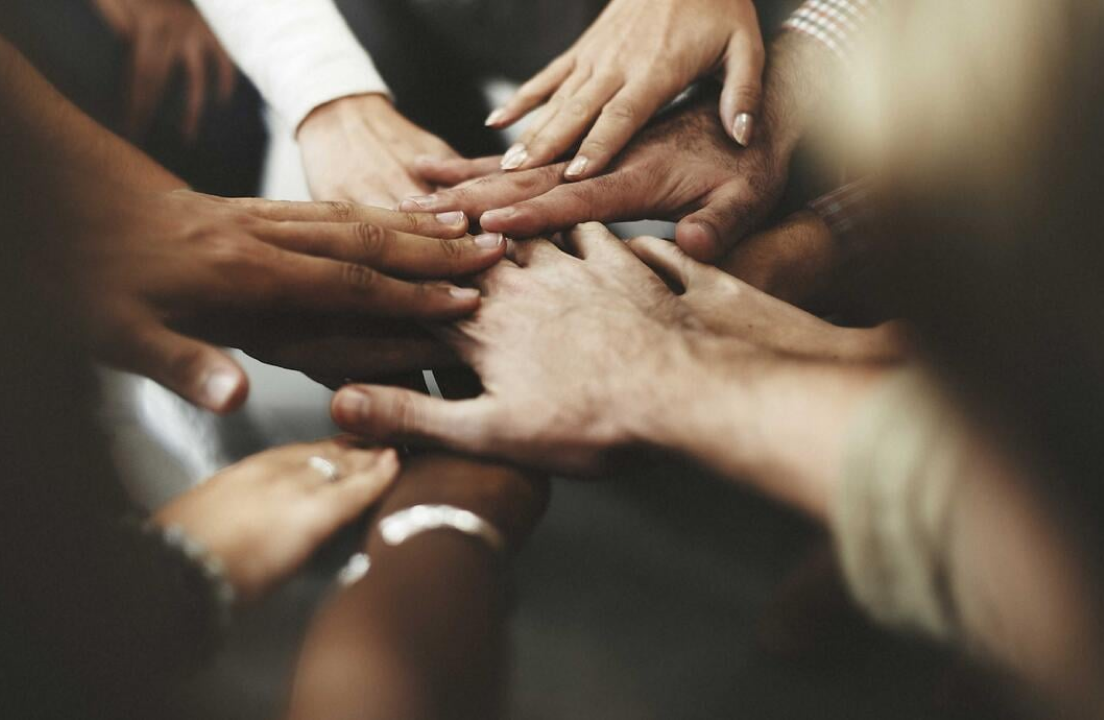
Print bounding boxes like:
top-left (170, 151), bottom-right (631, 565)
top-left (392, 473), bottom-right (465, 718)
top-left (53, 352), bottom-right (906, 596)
top-left (474, 232), bottom-right (504, 249)
top-left (435, 211), bottom-right (465, 225)
top-left (334, 389), bottom-right (369, 423)
top-left (402, 194), bottom-right (438, 211)
top-left (565, 155), bottom-right (589, 178)
top-left (449, 287), bottom-right (481, 300)
top-left (481, 208), bottom-right (517, 224)
top-left (201, 369), bottom-right (240, 411)
top-left (485, 108), bottom-right (506, 126)
top-left (501, 143), bottom-right (529, 170)
top-left (733, 113), bottom-right (755, 147)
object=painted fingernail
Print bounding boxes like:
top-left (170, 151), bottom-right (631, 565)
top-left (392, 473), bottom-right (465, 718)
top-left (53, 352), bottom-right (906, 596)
top-left (435, 211), bottom-right (465, 225)
top-left (201, 369), bottom-right (240, 411)
top-left (402, 194), bottom-right (438, 211)
top-left (733, 113), bottom-right (755, 147)
top-left (333, 389), bottom-right (369, 423)
top-left (485, 108), bottom-right (506, 126)
top-left (474, 232), bottom-right (504, 249)
top-left (500, 143), bottom-right (529, 170)
top-left (480, 208), bottom-right (517, 225)
top-left (449, 287), bottom-right (481, 300)
top-left (565, 155), bottom-right (589, 178)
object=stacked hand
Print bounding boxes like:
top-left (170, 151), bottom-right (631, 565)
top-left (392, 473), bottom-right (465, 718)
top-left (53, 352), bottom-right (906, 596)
top-left (47, 176), bottom-right (505, 413)
top-left (484, 0), bottom-right (765, 178)
top-left (406, 97), bottom-right (787, 262)
top-left (154, 439), bottom-right (399, 601)
top-left (333, 224), bottom-right (900, 475)
top-left (91, 0), bottom-right (236, 141)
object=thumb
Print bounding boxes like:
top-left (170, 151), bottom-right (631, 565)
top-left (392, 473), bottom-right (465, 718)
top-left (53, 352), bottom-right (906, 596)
top-left (123, 324), bottom-right (249, 413)
top-left (719, 34), bottom-right (765, 148)
top-left (676, 185), bottom-right (758, 262)
top-left (331, 384), bottom-right (496, 453)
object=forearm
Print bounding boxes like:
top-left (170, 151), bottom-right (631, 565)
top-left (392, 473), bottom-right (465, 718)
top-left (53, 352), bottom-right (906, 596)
top-left (284, 457), bottom-right (547, 720)
top-left (0, 38), bottom-right (181, 191)
top-left (646, 335), bottom-right (884, 519)
top-left (192, 0), bottom-right (389, 133)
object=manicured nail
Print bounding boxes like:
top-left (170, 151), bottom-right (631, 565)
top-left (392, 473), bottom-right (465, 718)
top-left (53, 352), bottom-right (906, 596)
top-left (733, 113), bottom-right (755, 147)
top-left (565, 155), bottom-right (589, 178)
top-left (474, 232), bottom-right (504, 249)
top-left (435, 211), bottom-right (465, 225)
top-left (501, 143), bottom-right (529, 170)
top-left (334, 389), bottom-right (369, 423)
top-left (485, 108), bottom-right (506, 126)
top-left (449, 287), bottom-right (481, 300)
top-left (480, 208), bottom-right (516, 226)
top-left (201, 369), bottom-right (240, 410)
top-left (401, 195), bottom-right (438, 211)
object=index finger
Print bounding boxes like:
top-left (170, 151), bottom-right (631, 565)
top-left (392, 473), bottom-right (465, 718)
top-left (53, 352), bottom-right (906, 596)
top-left (567, 81), bottom-right (672, 181)
top-left (397, 164), bottom-right (568, 218)
top-left (226, 198), bottom-right (470, 238)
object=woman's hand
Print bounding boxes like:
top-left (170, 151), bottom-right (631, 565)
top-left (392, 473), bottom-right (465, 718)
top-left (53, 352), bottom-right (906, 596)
top-left (331, 224), bottom-right (893, 475)
top-left (297, 95), bottom-right (461, 208)
top-left (91, 0), bottom-right (237, 141)
top-left (154, 439), bottom-right (399, 602)
top-left (49, 181), bottom-right (505, 413)
top-left (485, 0), bottom-right (765, 179)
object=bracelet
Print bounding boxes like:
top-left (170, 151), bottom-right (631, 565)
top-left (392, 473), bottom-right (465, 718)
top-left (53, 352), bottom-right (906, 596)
top-left (155, 523), bottom-right (237, 631)
top-left (378, 504), bottom-right (506, 554)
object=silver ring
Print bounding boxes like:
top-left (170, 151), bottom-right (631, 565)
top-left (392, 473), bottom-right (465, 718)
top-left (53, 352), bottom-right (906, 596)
top-left (308, 456), bottom-right (340, 482)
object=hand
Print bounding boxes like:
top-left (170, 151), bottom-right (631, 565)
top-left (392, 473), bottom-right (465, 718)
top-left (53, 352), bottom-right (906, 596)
top-left (485, 0), bottom-right (764, 178)
top-left (48, 178), bottom-right (506, 413)
top-left (91, 0), bottom-right (236, 141)
top-left (297, 94), bottom-right (461, 208)
top-left (407, 96), bottom-right (788, 261)
top-left (154, 439), bottom-right (399, 602)
top-left (331, 224), bottom-right (885, 474)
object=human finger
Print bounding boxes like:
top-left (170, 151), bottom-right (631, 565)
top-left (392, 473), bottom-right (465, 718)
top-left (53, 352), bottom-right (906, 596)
top-left (485, 55), bottom-right (576, 129)
top-left (259, 221), bottom-right (506, 278)
top-left (323, 448), bottom-right (400, 520)
top-left (332, 385), bottom-right (500, 455)
top-left (478, 173), bottom-right (638, 236)
top-left (627, 235), bottom-right (701, 290)
top-left (411, 156), bottom-right (503, 187)
top-left (515, 72), bottom-right (624, 171)
top-left (502, 69), bottom-right (594, 171)
top-left (126, 29), bottom-right (175, 138)
top-left (567, 80), bottom-right (673, 181)
top-left (399, 164), bottom-right (567, 218)
top-left (719, 32), bottom-right (766, 147)
top-left (226, 197), bottom-right (469, 238)
top-left (675, 182), bottom-right (761, 262)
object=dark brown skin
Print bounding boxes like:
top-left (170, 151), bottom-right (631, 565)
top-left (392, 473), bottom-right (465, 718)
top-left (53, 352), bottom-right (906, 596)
top-left (284, 455), bottom-right (549, 720)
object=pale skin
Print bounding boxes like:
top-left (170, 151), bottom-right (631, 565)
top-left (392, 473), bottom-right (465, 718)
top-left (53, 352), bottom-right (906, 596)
top-left (331, 224), bottom-right (1102, 714)
top-left (409, 33), bottom-right (841, 262)
top-left (297, 94), bottom-right (461, 208)
top-left (91, 0), bottom-right (237, 141)
top-left (487, 0), bottom-right (765, 178)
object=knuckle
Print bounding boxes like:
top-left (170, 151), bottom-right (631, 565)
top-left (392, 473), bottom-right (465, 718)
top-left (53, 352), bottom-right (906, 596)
top-left (324, 201), bottom-right (356, 221)
top-left (565, 97), bottom-right (591, 118)
top-left (339, 262), bottom-right (382, 294)
top-left (603, 101), bottom-right (637, 124)
top-left (353, 222), bottom-right (389, 259)
top-left (438, 238), bottom-right (466, 261)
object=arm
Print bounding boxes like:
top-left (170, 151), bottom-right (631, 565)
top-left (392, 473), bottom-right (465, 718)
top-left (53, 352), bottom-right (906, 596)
top-left (284, 456), bottom-right (549, 720)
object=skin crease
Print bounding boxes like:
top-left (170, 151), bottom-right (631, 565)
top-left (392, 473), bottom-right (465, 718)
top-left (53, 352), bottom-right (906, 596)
top-left (91, 0), bottom-right (237, 141)
top-left (409, 33), bottom-right (839, 262)
top-left (297, 94), bottom-right (461, 208)
top-left (154, 439), bottom-right (400, 602)
top-left (486, 0), bottom-right (765, 178)
top-left (408, 97), bottom-right (788, 262)
top-left (332, 224), bottom-right (900, 477)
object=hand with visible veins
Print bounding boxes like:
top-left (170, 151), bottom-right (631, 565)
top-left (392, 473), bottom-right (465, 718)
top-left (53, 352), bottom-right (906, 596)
top-left (485, 0), bottom-right (765, 179)
top-left (406, 96), bottom-right (787, 262)
top-left (331, 224), bottom-right (901, 477)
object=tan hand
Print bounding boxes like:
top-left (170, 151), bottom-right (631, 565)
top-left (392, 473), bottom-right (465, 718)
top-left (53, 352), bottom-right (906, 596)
top-left (485, 0), bottom-right (764, 178)
top-left (91, 0), bottom-right (237, 141)
top-left (154, 439), bottom-right (399, 602)
top-left (297, 95), bottom-right (461, 208)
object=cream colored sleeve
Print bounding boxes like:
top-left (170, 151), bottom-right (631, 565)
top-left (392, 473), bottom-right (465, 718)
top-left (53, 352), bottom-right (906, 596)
top-left (833, 368), bottom-right (969, 643)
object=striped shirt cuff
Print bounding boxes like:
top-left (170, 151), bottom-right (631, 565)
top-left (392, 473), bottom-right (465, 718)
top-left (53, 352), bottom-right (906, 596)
top-left (781, 0), bottom-right (883, 64)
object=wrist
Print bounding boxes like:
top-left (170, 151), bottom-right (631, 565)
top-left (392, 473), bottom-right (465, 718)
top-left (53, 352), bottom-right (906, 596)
top-left (296, 93), bottom-right (394, 140)
top-left (759, 32), bottom-right (842, 158)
